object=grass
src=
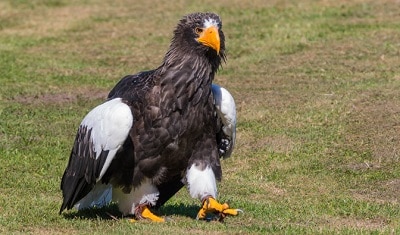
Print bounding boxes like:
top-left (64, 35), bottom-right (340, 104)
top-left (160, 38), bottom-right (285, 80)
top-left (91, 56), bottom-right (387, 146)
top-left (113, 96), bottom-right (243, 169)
top-left (1, 0), bottom-right (400, 234)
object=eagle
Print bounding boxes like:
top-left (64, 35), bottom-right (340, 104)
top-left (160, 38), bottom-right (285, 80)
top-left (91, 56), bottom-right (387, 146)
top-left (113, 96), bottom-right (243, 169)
top-left (60, 12), bottom-right (240, 222)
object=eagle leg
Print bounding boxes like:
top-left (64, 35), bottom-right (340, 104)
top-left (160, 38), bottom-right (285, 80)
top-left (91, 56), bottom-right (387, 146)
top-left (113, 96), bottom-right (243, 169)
top-left (196, 196), bottom-right (242, 221)
top-left (134, 204), bottom-right (165, 222)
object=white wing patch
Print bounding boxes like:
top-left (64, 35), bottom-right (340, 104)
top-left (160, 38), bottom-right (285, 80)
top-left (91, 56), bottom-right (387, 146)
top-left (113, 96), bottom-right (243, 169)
top-left (212, 84), bottom-right (236, 141)
top-left (81, 98), bottom-right (133, 180)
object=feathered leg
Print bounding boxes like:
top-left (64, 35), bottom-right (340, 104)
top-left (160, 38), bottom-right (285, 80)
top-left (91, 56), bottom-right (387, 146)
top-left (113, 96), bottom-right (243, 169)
top-left (112, 179), bottom-right (165, 222)
top-left (186, 164), bottom-right (242, 221)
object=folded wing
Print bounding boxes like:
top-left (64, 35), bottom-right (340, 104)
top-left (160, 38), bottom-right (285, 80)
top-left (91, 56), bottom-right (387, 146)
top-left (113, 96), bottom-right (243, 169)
top-left (59, 98), bottom-right (133, 213)
top-left (212, 84), bottom-right (236, 159)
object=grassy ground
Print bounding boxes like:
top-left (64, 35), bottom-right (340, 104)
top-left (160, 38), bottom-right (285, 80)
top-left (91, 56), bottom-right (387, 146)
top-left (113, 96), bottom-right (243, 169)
top-left (1, 0), bottom-right (400, 234)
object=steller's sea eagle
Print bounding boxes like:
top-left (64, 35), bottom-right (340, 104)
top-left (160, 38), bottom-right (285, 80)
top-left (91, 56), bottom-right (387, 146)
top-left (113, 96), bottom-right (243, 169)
top-left (60, 12), bottom-right (240, 222)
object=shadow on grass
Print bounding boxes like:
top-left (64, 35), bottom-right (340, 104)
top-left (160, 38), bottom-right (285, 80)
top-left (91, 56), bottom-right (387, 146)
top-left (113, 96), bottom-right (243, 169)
top-left (62, 204), bottom-right (122, 220)
top-left (158, 203), bottom-right (199, 219)
top-left (62, 203), bottom-right (199, 221)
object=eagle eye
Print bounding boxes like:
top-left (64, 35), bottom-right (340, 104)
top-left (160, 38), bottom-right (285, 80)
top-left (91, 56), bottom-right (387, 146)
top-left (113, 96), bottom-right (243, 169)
top-left (194, 27), bottom-right (203, 34)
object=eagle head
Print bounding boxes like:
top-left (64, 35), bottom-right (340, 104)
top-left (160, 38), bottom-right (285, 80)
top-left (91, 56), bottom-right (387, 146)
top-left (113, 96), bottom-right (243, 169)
top-left (166, 12), bottom-right (226, 70)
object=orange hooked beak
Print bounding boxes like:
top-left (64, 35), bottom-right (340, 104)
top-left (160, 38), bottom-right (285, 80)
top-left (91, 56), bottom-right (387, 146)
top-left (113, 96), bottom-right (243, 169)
top-left (196, 26), bottom-right (220, 55)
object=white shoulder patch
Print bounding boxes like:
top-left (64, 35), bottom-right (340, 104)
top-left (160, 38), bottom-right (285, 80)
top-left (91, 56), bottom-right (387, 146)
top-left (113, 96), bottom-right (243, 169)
top-left (81, 98), bottom-right (133, 154)
top-left (81, 98), bottom-right (133, 179)
top-left (212, 84), bottom-right (236, 138)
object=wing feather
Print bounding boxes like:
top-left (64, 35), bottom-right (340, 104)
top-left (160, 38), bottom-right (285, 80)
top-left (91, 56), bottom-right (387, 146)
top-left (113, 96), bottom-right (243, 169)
top-left (212, 84), bottom-right (236, 158)
top-left (60, 98), bottom-right (133, 213)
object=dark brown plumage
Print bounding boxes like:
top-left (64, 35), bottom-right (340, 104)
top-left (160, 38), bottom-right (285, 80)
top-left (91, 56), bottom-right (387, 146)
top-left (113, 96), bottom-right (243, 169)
top-left (60, 12), bottom-right (239, 221)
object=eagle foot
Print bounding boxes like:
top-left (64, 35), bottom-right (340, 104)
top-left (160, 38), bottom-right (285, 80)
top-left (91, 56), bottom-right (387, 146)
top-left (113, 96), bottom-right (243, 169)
top-left (134, 204), bottom-right (165, 222)
top-left (196, 196), bottom-right (242, 222)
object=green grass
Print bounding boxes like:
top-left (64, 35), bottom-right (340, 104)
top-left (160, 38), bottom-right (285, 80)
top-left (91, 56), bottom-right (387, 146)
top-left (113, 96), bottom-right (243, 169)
top-left (1, 0), bottom-right (400, 234)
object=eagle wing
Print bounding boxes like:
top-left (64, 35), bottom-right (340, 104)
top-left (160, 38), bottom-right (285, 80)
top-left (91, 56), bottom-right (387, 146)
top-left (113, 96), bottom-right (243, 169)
top-left (59, 98), bottom-right (133, 213)
top-left (212, 84), bottom-right (236, 159)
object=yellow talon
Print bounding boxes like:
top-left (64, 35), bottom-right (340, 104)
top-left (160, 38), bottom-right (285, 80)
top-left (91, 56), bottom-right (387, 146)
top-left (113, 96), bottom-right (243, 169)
top-left (141, 206), bottom-right (165, 222)
top-left (196, 197), bottom-right (242, 221)
top-left (136, 205), bottom-right (165, 222)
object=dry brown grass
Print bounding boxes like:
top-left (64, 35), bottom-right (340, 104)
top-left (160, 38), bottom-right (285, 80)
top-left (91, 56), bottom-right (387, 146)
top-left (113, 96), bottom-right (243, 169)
top-left (12, 87), bottom-right (108, 105)
top-left (319, 215), bottom-right (389, 231)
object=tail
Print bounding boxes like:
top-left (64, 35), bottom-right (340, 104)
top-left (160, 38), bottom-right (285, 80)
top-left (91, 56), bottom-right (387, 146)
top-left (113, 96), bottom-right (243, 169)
top-left (73, 183), bottom-right (112, 210)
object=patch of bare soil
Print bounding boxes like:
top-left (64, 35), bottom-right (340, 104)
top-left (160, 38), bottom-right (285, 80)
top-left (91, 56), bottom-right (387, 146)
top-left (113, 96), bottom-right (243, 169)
top-left (319, 215), bottom-right (389, 231)
top-left (12, 87), bottom-right (108, 105)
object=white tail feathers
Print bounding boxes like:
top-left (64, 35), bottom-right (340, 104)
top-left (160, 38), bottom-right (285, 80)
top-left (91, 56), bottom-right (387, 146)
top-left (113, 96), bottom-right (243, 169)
top-left (75, 183), bottom-right (112, 210)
